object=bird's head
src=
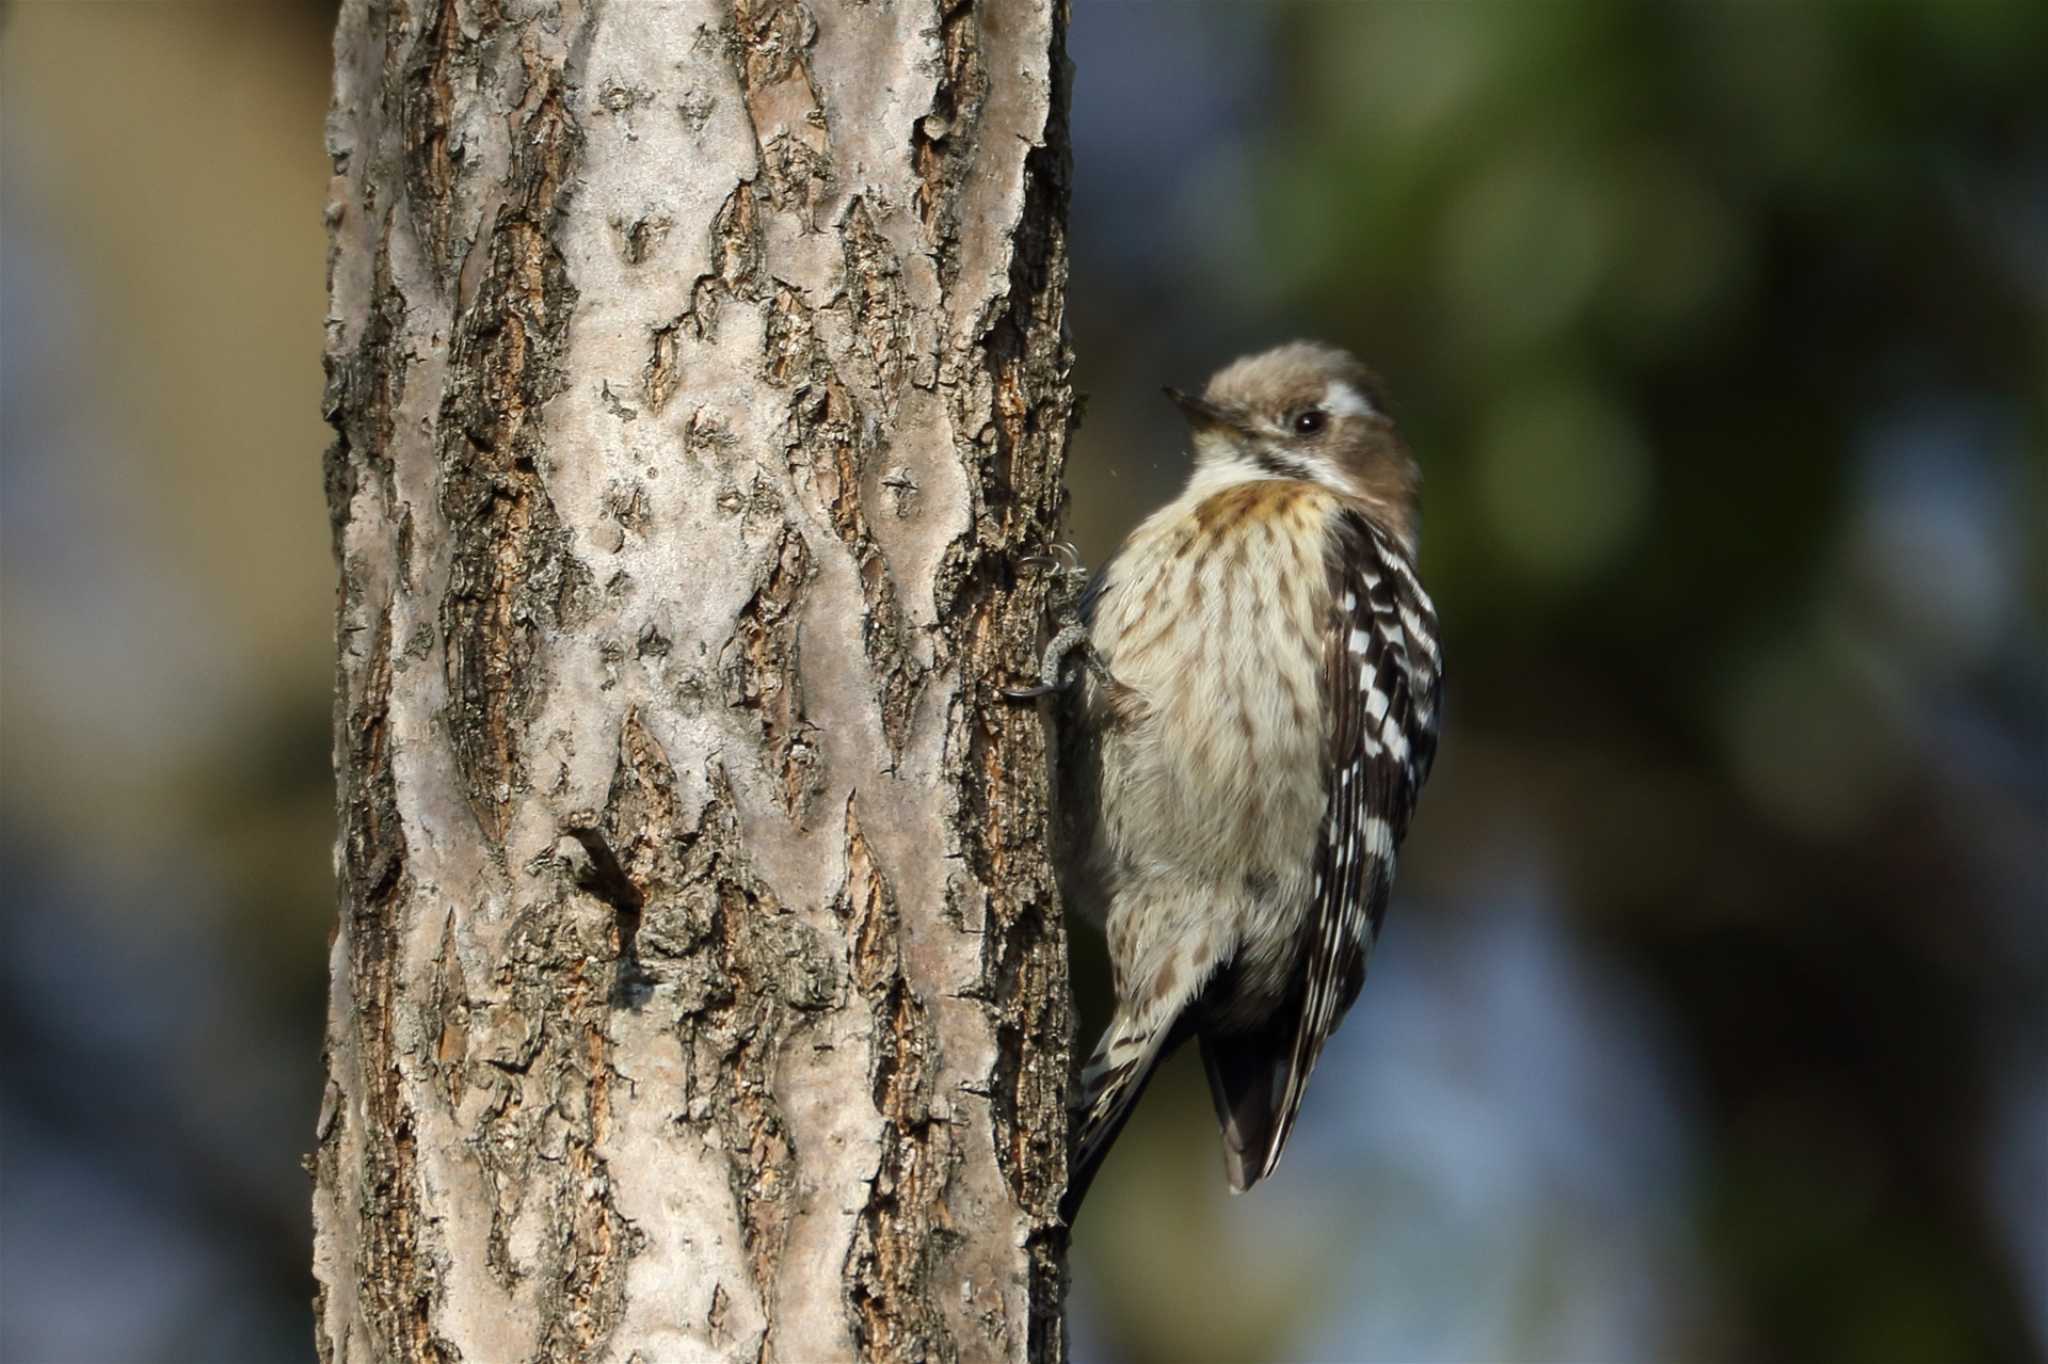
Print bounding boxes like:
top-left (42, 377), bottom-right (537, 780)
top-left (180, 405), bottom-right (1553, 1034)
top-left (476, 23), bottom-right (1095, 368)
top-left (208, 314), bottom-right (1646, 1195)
top-left (1167, 341), bottom-right (1420, 550)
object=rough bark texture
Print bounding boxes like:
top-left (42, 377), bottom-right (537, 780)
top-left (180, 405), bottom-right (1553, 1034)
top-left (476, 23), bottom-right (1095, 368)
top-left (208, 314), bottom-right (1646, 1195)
top-left (312, 0), bottom-right (1074, 1359)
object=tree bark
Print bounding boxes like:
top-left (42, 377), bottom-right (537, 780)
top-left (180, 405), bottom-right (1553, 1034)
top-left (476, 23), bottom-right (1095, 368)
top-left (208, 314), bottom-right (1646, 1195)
top-left (311, 0), bottom-right (1074, 1359)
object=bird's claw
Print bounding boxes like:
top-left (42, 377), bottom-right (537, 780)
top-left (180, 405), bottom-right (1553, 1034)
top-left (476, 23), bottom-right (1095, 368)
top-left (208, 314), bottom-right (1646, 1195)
top-left (1003, 622), bottom-right (1106, 702)
top-left (1005, 547), bottom-right (1106, 701)
top-left (1020, 541), bottom-right (1085, 576)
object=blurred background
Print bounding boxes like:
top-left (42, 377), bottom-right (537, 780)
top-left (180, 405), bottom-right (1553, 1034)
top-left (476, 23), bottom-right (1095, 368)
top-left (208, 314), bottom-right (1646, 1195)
top-left (2, 1), bottom-right (2042, 1361)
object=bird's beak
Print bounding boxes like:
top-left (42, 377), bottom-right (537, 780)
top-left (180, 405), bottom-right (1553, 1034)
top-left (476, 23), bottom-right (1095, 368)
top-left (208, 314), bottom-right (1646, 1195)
top-left (1164, 387), bottom-right (1238, 433)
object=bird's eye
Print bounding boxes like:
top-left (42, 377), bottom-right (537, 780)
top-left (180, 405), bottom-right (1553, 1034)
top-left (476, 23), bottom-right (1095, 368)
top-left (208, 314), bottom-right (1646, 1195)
top-left (1293, 409), bottom-right (1328, 435)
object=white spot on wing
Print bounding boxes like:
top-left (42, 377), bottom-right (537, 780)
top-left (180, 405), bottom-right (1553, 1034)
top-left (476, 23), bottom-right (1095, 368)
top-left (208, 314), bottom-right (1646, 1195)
top-left (1364, 816), bottom-right (1394, 857)
top-left (1400, 606), bottom-right (1438, 658)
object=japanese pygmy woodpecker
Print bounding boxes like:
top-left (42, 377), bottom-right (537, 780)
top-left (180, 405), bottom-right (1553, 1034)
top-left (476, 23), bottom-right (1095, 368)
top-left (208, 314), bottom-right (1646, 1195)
top-left (1021, 341), bottom-right (1443, 1222)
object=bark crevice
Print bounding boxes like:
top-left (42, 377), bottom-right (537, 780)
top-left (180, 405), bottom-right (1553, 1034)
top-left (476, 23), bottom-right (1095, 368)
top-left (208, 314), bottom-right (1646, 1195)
top-left (839, 797), bottom-right (959, 1362)
top-left (436, 34), bottom-right (590, 845)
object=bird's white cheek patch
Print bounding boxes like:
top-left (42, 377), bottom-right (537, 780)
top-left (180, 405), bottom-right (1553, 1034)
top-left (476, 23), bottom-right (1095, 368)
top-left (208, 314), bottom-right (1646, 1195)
top-left (1322, 381), bottom-right (1377, 420)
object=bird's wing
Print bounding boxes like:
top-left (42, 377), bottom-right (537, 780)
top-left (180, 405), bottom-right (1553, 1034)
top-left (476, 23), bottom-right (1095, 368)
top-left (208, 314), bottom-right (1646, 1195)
top-left (1254, 512), bottom-right (1442, 1184)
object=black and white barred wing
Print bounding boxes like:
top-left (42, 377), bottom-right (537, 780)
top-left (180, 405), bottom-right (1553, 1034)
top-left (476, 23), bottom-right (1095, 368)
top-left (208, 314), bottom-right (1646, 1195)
top-left (1258, 513), bottom-right (1442, 1182)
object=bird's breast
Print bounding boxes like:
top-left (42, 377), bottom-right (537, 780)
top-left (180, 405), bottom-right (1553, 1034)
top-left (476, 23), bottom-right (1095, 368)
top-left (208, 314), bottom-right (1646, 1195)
top-left (1088, 480), bottom-right (1337, 887)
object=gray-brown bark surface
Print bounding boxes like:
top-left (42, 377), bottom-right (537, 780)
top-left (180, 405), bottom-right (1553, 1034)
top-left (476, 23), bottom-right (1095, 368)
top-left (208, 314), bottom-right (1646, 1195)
top-left (312, 0), bottom-right (1074, 1359)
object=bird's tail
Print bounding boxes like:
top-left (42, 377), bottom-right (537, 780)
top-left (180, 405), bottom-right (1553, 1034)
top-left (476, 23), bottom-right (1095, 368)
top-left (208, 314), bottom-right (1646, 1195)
top-left (1198, 1016), bottom-right (1293, 1193)
top-left (1062, 1009), bottom-right (1190, 1226)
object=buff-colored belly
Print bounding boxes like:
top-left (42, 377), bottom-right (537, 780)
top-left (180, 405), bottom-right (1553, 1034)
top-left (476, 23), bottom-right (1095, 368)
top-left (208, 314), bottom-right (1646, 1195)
top-left (1089, 481), bottom-right (1334, 906)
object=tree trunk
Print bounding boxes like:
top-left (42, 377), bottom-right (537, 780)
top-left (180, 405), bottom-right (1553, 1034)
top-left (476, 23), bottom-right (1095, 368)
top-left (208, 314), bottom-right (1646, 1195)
top-left (311, 0), bottom-right (1074, 1359)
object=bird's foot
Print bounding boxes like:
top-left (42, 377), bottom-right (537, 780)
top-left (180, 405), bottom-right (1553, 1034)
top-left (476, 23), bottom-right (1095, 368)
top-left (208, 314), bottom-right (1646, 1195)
top-left (1004, 545), bottom-right (1114, 699)
top-left (1003, 622), bottom-right (1096, 699)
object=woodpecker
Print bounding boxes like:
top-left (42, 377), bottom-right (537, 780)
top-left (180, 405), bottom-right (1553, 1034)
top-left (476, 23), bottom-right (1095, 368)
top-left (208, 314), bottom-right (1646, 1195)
top-left (1022, 341), bottom-right (1442, 1223)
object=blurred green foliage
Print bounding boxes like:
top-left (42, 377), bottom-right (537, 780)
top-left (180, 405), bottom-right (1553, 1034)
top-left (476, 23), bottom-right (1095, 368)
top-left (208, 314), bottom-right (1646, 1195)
top-left (1064, 2), bottom-right (2043, 1361)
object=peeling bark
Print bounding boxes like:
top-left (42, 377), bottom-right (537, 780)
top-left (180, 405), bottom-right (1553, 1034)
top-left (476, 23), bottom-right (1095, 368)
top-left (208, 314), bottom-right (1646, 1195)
top-left (314, 0), bottom-right (1075, 1360)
